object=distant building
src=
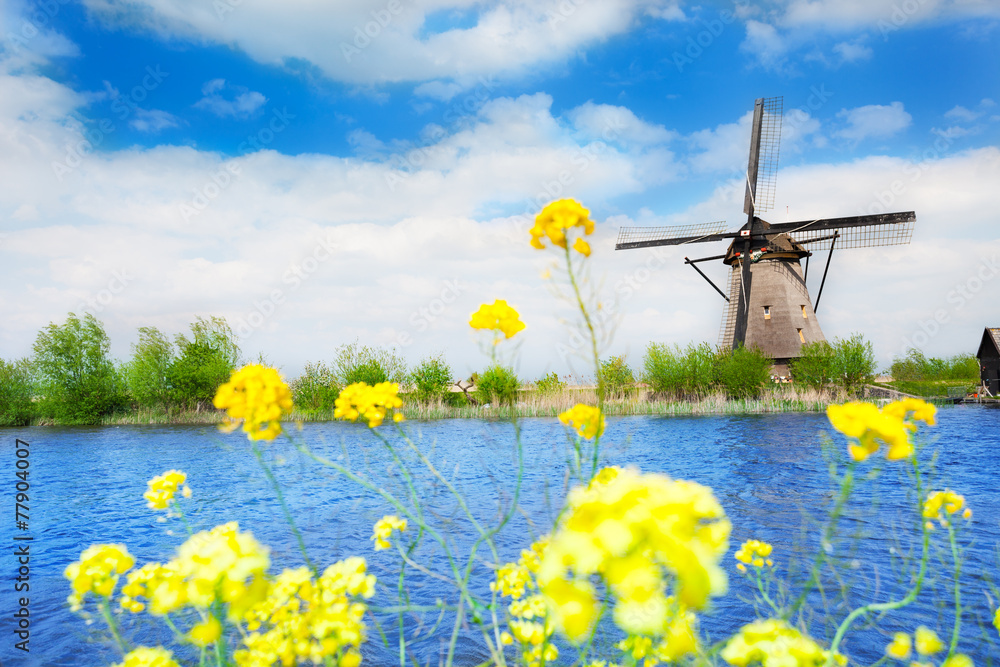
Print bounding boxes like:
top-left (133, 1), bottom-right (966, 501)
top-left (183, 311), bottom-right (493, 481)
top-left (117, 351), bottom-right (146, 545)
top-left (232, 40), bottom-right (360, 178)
top-left (976, 327), bottom-right (1000, 396)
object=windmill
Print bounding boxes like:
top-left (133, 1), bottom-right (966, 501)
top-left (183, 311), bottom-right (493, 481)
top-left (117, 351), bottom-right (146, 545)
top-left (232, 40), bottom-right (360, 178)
top-left (616, 97), bottom-right (916, 373)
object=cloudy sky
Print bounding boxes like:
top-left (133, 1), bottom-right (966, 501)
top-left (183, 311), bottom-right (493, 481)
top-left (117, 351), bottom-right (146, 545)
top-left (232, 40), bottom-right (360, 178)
top-left (1, 0), bottom-right (998, 381)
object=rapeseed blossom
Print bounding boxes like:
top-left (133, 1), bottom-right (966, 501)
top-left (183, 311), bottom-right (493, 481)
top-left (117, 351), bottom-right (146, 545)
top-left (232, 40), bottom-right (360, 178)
top-left (913, 626), bottom-right (944, 655)
top-left (334, 381), bottom-right (404, 428)
top-left (885, 632), bottom-right (911, 659)
top-left (143, 470), bottom-right (191, 510)
top-left (734, 539), bottom-right (774, 572)
top-left (213, 364), bottom-right (294, 441)
top-left (118, 523), bottom-right (270, 620)
top-left (469, 300), bottom-right (526, 340)
top-left (64, 544), bottom-right (134, 612)
top-left (530, 199), bottom-right (595, 254)
top-left (111, 647), bottom-right (180, 667)
top-left (720, 619), bottom-right (843, 666)
top-left (558, 404), bottom-right (605, 439)
top-left (826, 398), bottom-right (935, 462)
top-left (371, 515), bottom-right (408, 550)
top-left (236, 559), bottom-right (375, 667)
top-left (923, 489), bottom-right (969, 524)
top-left (537, 467), bottom-right (730, 643)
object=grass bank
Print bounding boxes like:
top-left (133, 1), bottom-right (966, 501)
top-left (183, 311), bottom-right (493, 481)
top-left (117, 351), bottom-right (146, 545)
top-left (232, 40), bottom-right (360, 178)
top-left (80, 386), bottom-right (849, 426)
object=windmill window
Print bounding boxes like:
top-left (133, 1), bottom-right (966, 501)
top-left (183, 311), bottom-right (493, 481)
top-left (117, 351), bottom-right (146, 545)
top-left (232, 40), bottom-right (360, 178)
top-left (763, 306), bottom-right (771, 320)
top-left (801, 305), bottom-right (808, 319)
top-left (798, 328), bottom-right (805, 343)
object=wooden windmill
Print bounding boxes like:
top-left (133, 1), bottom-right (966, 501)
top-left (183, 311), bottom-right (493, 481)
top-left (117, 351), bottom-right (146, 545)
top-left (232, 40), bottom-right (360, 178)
top-left (616, 97), bottom-right (916, 373)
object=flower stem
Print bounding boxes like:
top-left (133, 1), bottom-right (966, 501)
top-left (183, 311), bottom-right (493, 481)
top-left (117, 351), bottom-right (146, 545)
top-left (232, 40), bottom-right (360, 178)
top-left (251, 438), bottom-right (316, 576)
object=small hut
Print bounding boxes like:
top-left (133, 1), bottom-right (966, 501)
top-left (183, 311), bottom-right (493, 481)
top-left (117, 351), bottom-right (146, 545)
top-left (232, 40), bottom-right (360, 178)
top-left (976, 327), bottom-right (1000, 396)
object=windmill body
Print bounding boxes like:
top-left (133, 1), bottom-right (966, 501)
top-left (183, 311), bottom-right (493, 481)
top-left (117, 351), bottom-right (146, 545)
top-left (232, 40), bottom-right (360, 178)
top-left (616, 97), bottom-right (916, 375)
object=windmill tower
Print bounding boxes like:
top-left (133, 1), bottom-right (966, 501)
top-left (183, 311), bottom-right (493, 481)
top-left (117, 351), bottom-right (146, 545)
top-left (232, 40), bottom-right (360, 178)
top-left (616, 97), bottom-right (916, 374)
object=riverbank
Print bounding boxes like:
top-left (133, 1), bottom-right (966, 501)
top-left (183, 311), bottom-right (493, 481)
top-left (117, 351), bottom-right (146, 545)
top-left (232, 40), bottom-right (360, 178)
top-left (63, 386), bottom-right (845, 426)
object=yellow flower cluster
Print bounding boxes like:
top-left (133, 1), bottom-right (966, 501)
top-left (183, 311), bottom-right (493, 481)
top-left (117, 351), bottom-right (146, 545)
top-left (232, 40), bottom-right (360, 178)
top-left (538, 466), bottom-right (730, 643)
top-left (235, 558), bottom-right (375, 667)
top-left (188, 617), bottom-right (222, 647)
top-left (334, 382), bottom-right (404, 428)
top-left (617, 613), bottom-right (699, 667)
top-left (558, 404), bottom-right (605, 439)
top-left (885, 626), bottom-right (944, 660)
top-left (64, 544), bottom-right (134, 612)
top-left (734, 539), bottom-right (773, 572)
top-left (469, 300), bottom-right (526, 340)
top-left (826, 398), bottom-right (935, 462)
top-left (119, 523), bottom-right (270, 620)
top-left (111, 647), bottom-right (180, 667)
top-left (143, 470), bottom-right (191, 510)
top-left (493, 539), bottom-right (559, 667)
top-left (530, 199), bottom-right (595, 256)
top-left (214, 364), bottom-right (294, 441)
top-left (721, 619), bottom-right (843, 667)
top-left (923, 489), bottom-right (971, 525)
top-left (371, 515), bottom-right (408, 550)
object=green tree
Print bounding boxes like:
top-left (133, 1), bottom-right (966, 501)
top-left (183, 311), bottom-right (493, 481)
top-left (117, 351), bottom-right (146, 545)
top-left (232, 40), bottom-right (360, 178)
top-left (124, 327), bottom-right (175, 409)
top-left (409, 355), bottom-right (453, 402)
top-left (167, 317), bottom-right (241, 408)
top-left (533, 371), bottom-right (566, 395)
top-left (333, 341), bottom-right (407, 386)
top-left (32, 313), bottom-right (126, 424)
top-left (789, 341), bottom-right (835, 389)
top-left (475, 364), bottom-right (520, 405)
top-left (597, 355), bottom-right (635, 398)
top-left (0, 358), bottom-right (35, 426)
top-left (290, 361), bottom-right (339, 412)
top-left (643, 343), bottom-right (714, 398)
top-left (832, 333), bottom-right (876, 395)
top-left (714, 345), bottom-right (773, 399)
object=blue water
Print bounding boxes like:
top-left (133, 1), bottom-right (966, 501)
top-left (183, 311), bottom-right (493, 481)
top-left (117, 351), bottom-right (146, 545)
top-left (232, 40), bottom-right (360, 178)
top-left (1, 405), bottom-right (998, 666)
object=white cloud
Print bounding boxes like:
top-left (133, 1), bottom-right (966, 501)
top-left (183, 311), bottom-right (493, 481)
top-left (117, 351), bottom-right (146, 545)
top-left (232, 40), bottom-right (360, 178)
top-left (835, 102), bottom-right (912, 141)
top-left (414, 80), bottom-right (465, 101)
top-left (77, 0), bottom-right (688, 90)
top-left (832, 39), bottom-right (872, 62)
top-left (129, 108), bottom-right (180, 132)
top-left (740, 20), bottom-right (792, 71)
top-left (568, 102), bottom-right (676, 146)
top-left (194, 79), bottom-right (267, 118)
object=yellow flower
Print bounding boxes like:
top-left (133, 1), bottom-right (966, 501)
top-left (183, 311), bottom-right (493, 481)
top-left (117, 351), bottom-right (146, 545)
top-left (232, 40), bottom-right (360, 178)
top-left (111, 647), bottom-right (180, 667)
top-left (334, 381), bottom-right (404, 428)
top-left (541, 578), bottom-right (597, 643)
top-left (826, 399), bottom-right (936, 462)
top-left (64, 544), bottom-right (134, 612)
top-left (721, 618), bottom-right (842, 667)
top-left (237, 560), bottom-right (375, 667)
top-left (923, 490), bottom-right (966, 521)
top-left (573, 237), bottom-right (592, 257)
top-left (213, 364), bottom-right (294, 441)
top-left (886, 632), bottom-right (912, 660)
top-left (734, 539), bottom-right (774, 568)
top-left (530, 199), bottom-right (595, 253)
top-left (371, 515), bottom-right (408, 550)
top-left (941, 655), bottom-right (974, 667)
top-left (913, 626), bottom-right (944, 655)
top-left (188, 616), bottom-right (222, 647)
top-left (994, 606), bottom-right (1000, 635)
top-left (144, 470), bottom-right (191, 510)
top-left (538, 467), bottom-right (730, 643)
top-left (558, 404), bottom-right (605, 439)
top-left (469, 300), bottom-right (526, 340)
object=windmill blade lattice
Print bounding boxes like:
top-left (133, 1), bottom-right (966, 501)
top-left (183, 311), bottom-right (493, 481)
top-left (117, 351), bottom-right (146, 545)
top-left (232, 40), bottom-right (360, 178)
top-left (616, 221), bottom-right (728, 248)
top-left (749, 96), bottom-right (782, 214)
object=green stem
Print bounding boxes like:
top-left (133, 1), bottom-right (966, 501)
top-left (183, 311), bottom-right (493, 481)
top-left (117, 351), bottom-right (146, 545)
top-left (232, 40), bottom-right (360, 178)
top-left (98, 598), bottom-right (128, 655)
top-left (824, 455), bottom-right (929, 665)
top-left (250, 438), bottom-right (316, 576)
top-left (947, 521), bottom-right (962, 658)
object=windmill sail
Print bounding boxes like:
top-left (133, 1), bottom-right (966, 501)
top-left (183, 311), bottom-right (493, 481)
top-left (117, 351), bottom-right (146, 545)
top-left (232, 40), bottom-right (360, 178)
top-left (744, 97), bottom-right (782, 215)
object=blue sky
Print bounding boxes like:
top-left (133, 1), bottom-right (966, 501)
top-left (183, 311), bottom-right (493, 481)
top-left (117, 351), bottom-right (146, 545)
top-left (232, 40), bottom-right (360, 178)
top-left (1, 0), bottom-right (998, 379)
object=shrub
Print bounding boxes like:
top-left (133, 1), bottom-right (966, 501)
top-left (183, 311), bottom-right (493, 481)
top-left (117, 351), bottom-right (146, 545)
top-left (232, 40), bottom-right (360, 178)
top-left (290, 361), bottom-right (340, 412)
top-left (790, 341), bottom-right (835, 389)
top-left (166, 317), bottom-right (241, 409)
top-left (714, 345), bottom-right (772, 399)
top-left (890, 349), bottom-right (980, 381)
top-left (475, 364), bottom-right (520, 405)
top-left (124, 327), bottom-right (175, 409)
top-left (409, 355), bottom-right (453, 402)
top-left (32, 312), bottom-right (127, 424)
top-left (832, 333), bottom-right (876, 395)
top-left (533, 371), bottom-right (566, 395)
top-left (0, 358), bottom-right (35, 426)
top-left (597, 355), bottom-right (635, 398)
top-left (333, 341), bottom-right (407, 387)
top-left (643, 343), bottom-right (714, 398)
